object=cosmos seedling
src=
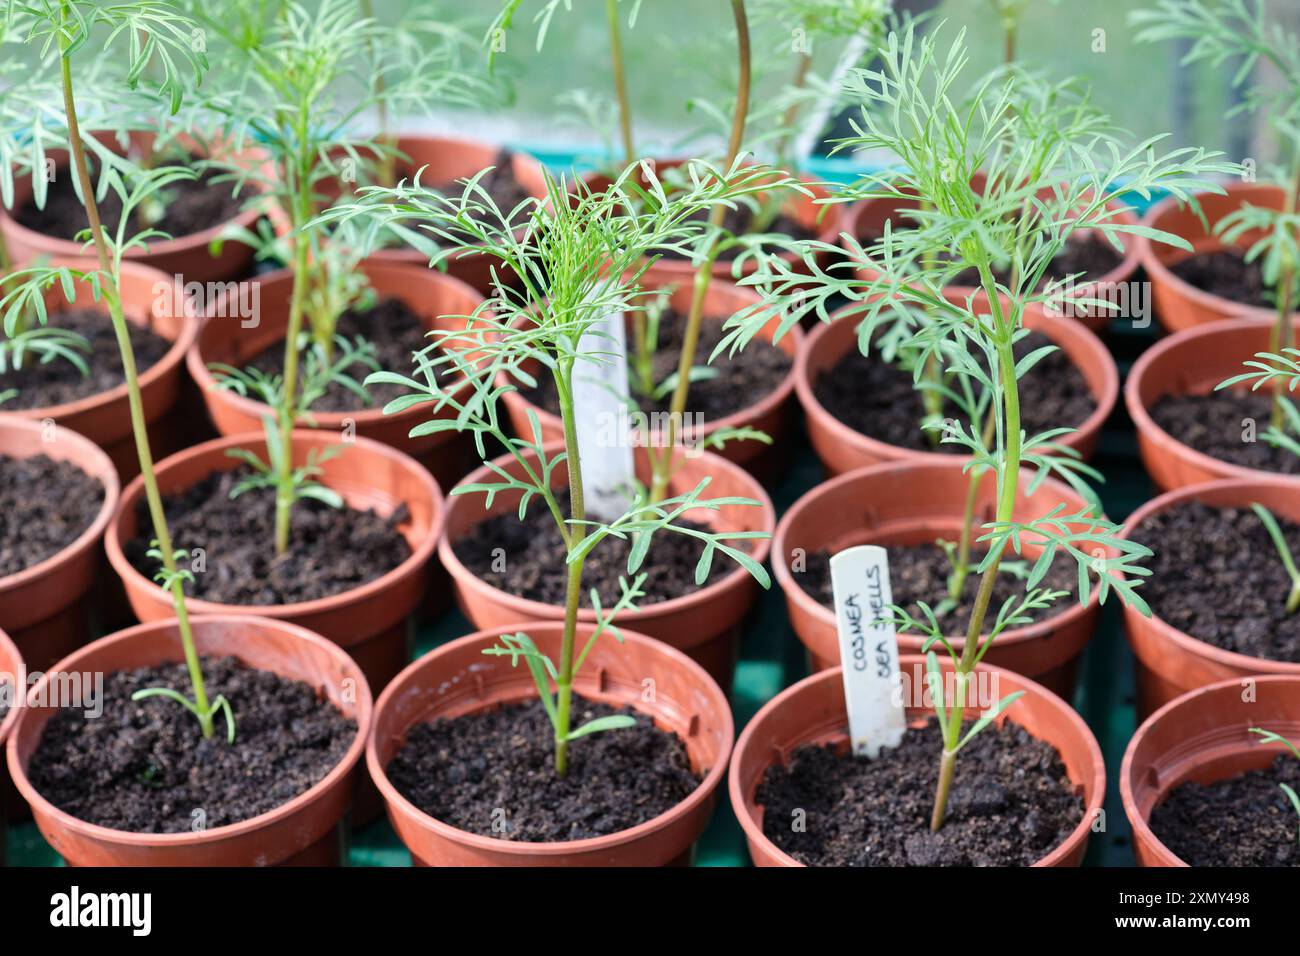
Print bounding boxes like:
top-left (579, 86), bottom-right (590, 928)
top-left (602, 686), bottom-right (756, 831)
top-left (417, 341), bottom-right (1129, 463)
top-left (1249, 727), bottom-right (1300, 848)
top-left (323, 159), bottom-right (781, 775)
top-left (2, 0), bottom-right (228, 740)
top-left (727, 22), bottom-right (1230, 831)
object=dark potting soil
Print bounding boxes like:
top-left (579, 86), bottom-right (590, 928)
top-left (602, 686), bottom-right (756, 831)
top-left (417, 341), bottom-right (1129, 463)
top-left (248, 297), bottom-right (435, 413)
top-left (1129, 501), bottom-right (1300, 662)
top-left (25, 656), bottom-right (355, 833)
top-left (387, 695), bottom-right (699, 842)
top-left (452, 490), bottom-right (730, 608)
top-left (1149, 391), bottom-right (1300, 476)
top-left (796, 542), bottom-right (1078, 631)
top-left (659, 204), bottom-right (815, 262)
top-left (15, 163), bottom-right (246, 243)
top-left (0, 453), bottom-right (103, 576)
top-left (813, 329), bottom-right (1095, 451)
top-left (123, 466), bottom-right (411, 605)
top-left (1169, 248), bottom-right (1270, 309)
top-left (757, 719), bottom-right (1084, 866)
top-left (520, 306), bottom-right (792, 422)
top-left (856, 228), bottom-right (1123, 290)
top-left (1149, 755), bottom-right (1300, 866)
top-left (0, 308), bottom-right (171, 411)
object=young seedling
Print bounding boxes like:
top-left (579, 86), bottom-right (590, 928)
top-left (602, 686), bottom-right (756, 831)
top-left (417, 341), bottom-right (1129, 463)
top-left (1248, 727), bottom-right (1300, 848)
top-left (2, 0), bottom-right (230, 740)
top-left (727, 22), bottom-right (1232, 832)
top-left (196, 0), bottom-right (475, 555)
top-left (489, 0), bottom-right (643, 165)
top-left (1133, 0), bottom-right (1300, 431)
top-left (323, 158), bottom-right (782, 775)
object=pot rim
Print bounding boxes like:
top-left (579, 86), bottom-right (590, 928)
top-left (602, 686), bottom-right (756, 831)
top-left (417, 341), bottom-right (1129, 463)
top-left (1138, 184), bottom-right (1291, 324)
top-left (772, 458), bottom-right (1104, 649)
top-left (795, 299), bottom-right (1118, 465)
top-left (0, 416), bottom-right (120, 595)
top-left (1117, 476), bottom-right (1300, 675)
top-left (438, 441), bottom-right (776, 624)
top-left (728, 658), bottom-right (1105, 867)
top-left (498, 271), bottom-right (804, 442)
top-left (366, 620), bottom-right (734, 857)
top-left (0, 626), bottom-right (24, 748)
top-left (0, 130), bottom-right (268, 261)
top-left (1124, 314), bottom-right (1300, 485)
top-left (186, 261), bottom-right (485, 429)
top-left (103, 429), bottom-right (443, 618)
top-left (4, 613), bottom-right (372, 849)
top-left (3, 257), bottom-right (199, 423)
top-left (1118, 672), bottom-right (1300, 868)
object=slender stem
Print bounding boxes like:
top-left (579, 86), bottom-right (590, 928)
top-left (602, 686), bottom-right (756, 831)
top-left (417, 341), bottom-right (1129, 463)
top-left (58, 16), bottom-right (212, 735)
top-left (1003, 23), bottom-right (1016, 66)
top-left (774, 47), bottom-right (813, 173)
top-left (948, 411), bottom-right (998, 601)
top-left (359, 0), bottom-right (394, 188)
top-left (648, 0), bottom-right (750, 504)
top-left (553, 365), bottom-right (588, 776)
top-left (605, 0), bottom-right (635, 165)
top-left (930, 266), bottom-right (1021, 831)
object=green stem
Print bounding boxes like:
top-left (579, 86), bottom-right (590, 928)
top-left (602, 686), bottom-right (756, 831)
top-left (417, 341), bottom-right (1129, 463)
top-left (1270, 161), bottom-right (1300, 430)
top-left (58, 12), bottom-right (212, 736)
top-left (948, 411), bottom-right (998, 601)
top-left (774, 47), bottom-right (813, 174)
top-left (649, 0), bottom-right (750, 504)
top-left (553, 366), bottom-right (588, 776)
top-left (605, 0), bottom-right (635, 165)
top-left (358, 0), bottom-right (394, 188)
top-left (930, 265), bottom-right (1021, 832)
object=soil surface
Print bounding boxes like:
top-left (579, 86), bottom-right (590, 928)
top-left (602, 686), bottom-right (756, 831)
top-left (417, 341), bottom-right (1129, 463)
top-left (16, 163), bottom-right (246, 242)
top-left (757, 719), bottom-right (1084, 866)
top-left (1149, 391), bottom-right (1300, 476)
top-left (1170, 248), bottom-right (1270, 308)
top-left (1149, 754), bottom-right (1300, 866)
top-left (0, 308), bottom-right (170, 411)
top-left (0, 453), bottom-right (103, 576)
top-left (797, 542), bottom-right (1079, 631)
top-left (123, 466), bottom-right (411, 605)
top-left (814, 329), bottom-right (1095, 451)
top-left (521, 307), bottom-right (791, 423)
top-left (248, 298), bottom-right (434, 413)
top-left (1129, 501), bottom-right (1300, 662)
top-left (26, 656), bottom-right (355, 833)
top-left (387, 695), bottom-right (699, 842)
top-left (453, 491), bottom-right (731, 608)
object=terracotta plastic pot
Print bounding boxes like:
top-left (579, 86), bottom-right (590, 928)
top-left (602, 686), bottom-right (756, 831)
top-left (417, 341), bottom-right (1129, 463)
top-left (841, 181), bottom-right (1140, 334)
top-left (369, 621), bottom-right (732, 866)
top-left (1119, 478), bottom-right (1300, 718)
top-left (104, 430), bottom-right (442, 694)
top-left (440, 443), bottom-right (774, 689)
top-left (6, 615), bottom-right (370, 866)
top-left (498, 268), bottom-right (802, 481)
top-left (0, 130), bottom-right (265, 283)
top-left (188, 260), bottom-right (487, 491)
top-left (1126, 316), bottom-right (1300, 492)
top-left (581, 160), bottom-right (841, 282)
top-left (774, 460), bottom-right (1102, 698)
top-left (3, 257), bottom-right (199, 482)
top-left (1140, 182), bottom-right (1292, 332)
top-left (0, 626), bottom-right (23, 861)
top-left (0, 417), bottom-right (119, 673)
top-left (729, 657), bottom-right (1105, 866)
top-left (797, 294), bottom-right (1118, 477)
top-left (1121, 674), bottom-right (1300, 867)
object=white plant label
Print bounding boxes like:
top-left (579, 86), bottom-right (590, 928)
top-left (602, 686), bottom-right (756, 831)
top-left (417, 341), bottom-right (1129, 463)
top-left (830, 544), bottom-right (906, 758)
top-left (572, 290), bottom-right (636, 521)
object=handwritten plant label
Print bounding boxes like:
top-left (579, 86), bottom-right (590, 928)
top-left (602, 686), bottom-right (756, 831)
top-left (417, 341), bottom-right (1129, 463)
top-left (830, 544), bottom-right (906, 758)
top-left (572, 288), bottom-right (636, 521)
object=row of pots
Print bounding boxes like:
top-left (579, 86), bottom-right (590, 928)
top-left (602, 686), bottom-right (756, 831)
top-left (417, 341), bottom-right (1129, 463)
top-left (3, 609), bottom-right (1290, 868)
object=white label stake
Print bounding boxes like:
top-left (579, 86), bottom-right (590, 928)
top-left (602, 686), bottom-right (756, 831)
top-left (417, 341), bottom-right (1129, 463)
top-left (571, 290), bottom-right (636, 522)
top-left (830, 544), bottom-right (906, 758)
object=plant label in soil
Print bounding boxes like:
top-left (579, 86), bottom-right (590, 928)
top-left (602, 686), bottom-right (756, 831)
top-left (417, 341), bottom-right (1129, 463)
top-left (830, 544), bottom-right (906, 758)
top-left (572, 290), bottom-right (636, 520)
